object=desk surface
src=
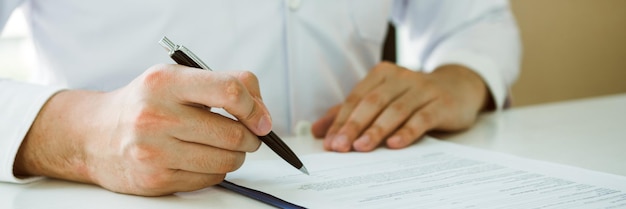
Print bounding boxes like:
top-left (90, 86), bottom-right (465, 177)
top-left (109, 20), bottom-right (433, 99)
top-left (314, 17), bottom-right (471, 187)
top-left (2, 93), bottom-right (625, 209)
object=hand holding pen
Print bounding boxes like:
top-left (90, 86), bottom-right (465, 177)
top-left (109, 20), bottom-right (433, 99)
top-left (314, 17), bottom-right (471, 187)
top-left (159, 36), bottom-right (309, 175)
top-left (17, 59), bottom-right (271, 196)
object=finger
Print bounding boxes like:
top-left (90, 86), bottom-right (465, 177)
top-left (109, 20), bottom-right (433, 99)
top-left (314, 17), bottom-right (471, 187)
top-left (325, 84), bottom-right (380, 139)
top-left (311, 105), bottom-right (341, 138)
top-left (227, 71), bottom-right (272, 136)
top-left (169, 171), bottom-right (225, 193)
top-left (225, 71), bottom-right (273, 136)
top-left (386, 101), bottom-right (442, 149)
top-left (325, 64), bottom-right (389, 136)
top-left (332, 81), bottom-right (408, 152)
top-left (324, 63), bottom-right (393, 149)
top-left (353, 88), bottom-right (434, 152)
top-left (171, 105), bottom-right (261, 152)
top-left (147, 65), bottom-right (271, 136)
top-left (226, 71), bottom-right (262, 100)
top-left (167, 140), bottom-right (247, 174)
top-left (136, 170), bottom-right (225, 196)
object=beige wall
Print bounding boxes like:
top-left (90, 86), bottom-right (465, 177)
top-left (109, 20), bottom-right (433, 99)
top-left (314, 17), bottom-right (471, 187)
top-left (510, 0), bottom-right (626, 106)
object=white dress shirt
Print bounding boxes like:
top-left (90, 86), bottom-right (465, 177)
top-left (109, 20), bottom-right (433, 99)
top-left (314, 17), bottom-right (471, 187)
top-left (0, 0), bottom-right (521, 183)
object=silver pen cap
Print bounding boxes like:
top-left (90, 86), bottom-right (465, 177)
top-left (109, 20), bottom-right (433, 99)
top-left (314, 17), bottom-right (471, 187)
top-left (158, 36), bottom-right (212, 70)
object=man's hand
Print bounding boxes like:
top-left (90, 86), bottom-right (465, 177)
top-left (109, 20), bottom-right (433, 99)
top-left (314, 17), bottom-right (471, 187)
top-left (13, 64), bottom-right (271, 196)
top-left (311, 62), bottom-right (491, 152)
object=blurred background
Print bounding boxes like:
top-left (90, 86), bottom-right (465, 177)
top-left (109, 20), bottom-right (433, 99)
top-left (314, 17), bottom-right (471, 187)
top-left (509, 0), bottom-right (626, 106)
top-left (1, 1), bottom-right (625, 107)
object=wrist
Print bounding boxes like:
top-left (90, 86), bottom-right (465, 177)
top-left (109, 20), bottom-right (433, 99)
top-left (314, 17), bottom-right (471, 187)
top-left (430, 64), bottom-right (492, 112)
top-left (14, 90), bottom-right (106, 184)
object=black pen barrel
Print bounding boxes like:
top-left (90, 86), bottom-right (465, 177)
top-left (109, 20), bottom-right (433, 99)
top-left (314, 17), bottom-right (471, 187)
top-left (258, 131), bottom-right (304, 169)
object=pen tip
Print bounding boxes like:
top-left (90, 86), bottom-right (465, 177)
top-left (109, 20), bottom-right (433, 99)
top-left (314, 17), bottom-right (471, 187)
top-left (300, 166), bottom-right (310, 175)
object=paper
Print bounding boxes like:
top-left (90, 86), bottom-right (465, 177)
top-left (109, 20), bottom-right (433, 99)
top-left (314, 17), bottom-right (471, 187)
top-left (226, 138), bottom-right (626, 209)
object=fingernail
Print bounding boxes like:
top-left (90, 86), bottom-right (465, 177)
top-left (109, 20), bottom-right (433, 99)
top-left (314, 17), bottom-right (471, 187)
top-left (332, 135), bottom-right (349, 151)
top-left (322, 134), bottom-right (333, 150)
top-left (387, 136), bottom-right (403, 147)
top-left (257, 115), bottom-right (271, 133)
top-left (355, 135), bottom-right (370, 146)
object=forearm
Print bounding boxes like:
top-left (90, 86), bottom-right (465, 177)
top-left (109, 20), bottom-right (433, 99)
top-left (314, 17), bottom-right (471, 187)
top-left (397, 1), bottom-right (521, 110)
top-left (0, 80), bottom-right (64, 183)
top-left (13, 90), bottom-right (106, 184)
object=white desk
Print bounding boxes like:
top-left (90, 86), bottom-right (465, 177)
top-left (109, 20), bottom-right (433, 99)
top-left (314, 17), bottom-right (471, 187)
top-left (2, 93), bottom-right (625, 209)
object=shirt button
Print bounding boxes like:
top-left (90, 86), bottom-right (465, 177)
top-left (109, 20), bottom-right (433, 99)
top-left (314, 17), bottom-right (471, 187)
top-left (294, 120), bottom-right (312, 137)
top-left (288, 0), bottom-right (301, 11)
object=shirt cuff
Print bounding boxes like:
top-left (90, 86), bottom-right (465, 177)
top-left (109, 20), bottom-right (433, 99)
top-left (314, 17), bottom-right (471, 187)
top-left (0, 80), bottom-right (63, 183)
top-left (424, 50), bottom-right (508, 111)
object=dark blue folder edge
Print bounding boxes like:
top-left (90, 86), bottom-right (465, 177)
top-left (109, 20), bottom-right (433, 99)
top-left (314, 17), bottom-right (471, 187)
top-left (218, 180), bottom-right (307, 209)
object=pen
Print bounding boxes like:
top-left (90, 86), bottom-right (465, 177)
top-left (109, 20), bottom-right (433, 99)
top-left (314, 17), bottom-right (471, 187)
top-left (158, 36), bottom-right (309, 175)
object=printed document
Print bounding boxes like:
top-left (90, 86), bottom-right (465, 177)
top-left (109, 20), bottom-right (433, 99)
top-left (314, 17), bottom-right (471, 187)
top-left (226, 138), bottom-right (626, 208)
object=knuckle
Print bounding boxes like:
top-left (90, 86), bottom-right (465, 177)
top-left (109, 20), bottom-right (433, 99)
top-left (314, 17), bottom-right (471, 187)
top-left (132, 109), bottom-right (157, 133)
top-left (345, 94), bottom-right (361, 105)
top-left (327, 123), bottom-right (342, 135)
top-left (243, 101), bottom-right (260, 121)
top-left (366, 124), bottom-right (386, 140)
top-left (409, 111), bottom-right (436, 134)
top-left (344, 120), bottom-right (364, 133)
top-left (389, 102), bottom-right (410, 115)
top-left (216, 152), bottom-right (245, 173)
top-left (327, 117), bottom-right (348, 135)
top-left (393, 126), bottom-right (419, 142)
top-left (222, 77), bottom-right (245, 105)
top-left (418, 111), bottom-right (435, 127)
top-left (328, 104), bottom-right (342, 113)
top-left (131, 107), bottom-right (174, 135)
top-left (128, 142), bottom-right (161, 165)
top-left (237, 71), bottom-right (259, 84)
top-left (222, 126), bottom-right (246, 148)
top-left (141, 64), bottom-right (173, 92)
top-left (363, 92), bottom-right (386, 108)
top-left (403, 126), bottom-right (420, 139)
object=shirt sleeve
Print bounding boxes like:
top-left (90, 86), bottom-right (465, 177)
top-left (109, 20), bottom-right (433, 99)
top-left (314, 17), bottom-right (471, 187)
top-left (392, 0), bottom-right (522, 110)
top-left (0, 80), bottom-right (63, 183)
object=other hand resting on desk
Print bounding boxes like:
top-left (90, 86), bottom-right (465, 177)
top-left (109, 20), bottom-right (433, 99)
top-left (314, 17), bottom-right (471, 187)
top-left (312, 62), bottom-right (492, 152)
